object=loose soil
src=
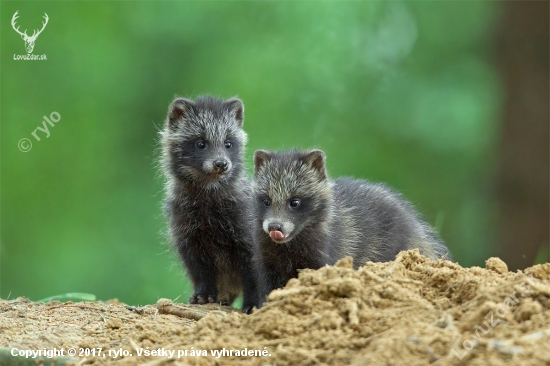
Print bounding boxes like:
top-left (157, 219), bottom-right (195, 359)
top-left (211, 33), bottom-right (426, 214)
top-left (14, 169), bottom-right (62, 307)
top-left (1, 250), bottom-right (549, 365)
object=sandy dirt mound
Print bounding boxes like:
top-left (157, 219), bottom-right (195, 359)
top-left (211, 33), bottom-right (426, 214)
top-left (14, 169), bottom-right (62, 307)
top-left (1, 250), bottom-right (549, 365)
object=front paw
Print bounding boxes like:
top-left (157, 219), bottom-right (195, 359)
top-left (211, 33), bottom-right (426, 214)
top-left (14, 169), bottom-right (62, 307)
top-left (189, 294), bottom-right (217, 305)
top-left (241, 305), bottom-right (255, 314)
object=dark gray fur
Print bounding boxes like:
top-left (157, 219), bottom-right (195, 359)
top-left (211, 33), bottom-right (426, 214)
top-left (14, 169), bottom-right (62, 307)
top-left (160, 96), bottom-right (258, 313)
top-left (252, 149), bottom-right (452, 302)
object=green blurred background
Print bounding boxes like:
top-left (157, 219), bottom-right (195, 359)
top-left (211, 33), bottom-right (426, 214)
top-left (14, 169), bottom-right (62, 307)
top-left (2, 1), bottom-right (548, 305)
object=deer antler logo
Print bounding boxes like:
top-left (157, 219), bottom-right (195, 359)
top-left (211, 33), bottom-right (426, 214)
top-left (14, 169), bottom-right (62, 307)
top-left (11, 11), bottom-right (49, 54)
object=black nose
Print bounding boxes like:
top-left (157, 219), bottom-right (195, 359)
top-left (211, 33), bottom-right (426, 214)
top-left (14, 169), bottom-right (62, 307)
top-left (268, 223), bottom-right (282, 232)
top-left (213, 159), bottom-right (228, 172)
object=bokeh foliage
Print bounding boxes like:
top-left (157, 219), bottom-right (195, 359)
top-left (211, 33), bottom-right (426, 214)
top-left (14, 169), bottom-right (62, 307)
top-left (1, 1), bottom-right (501, 304)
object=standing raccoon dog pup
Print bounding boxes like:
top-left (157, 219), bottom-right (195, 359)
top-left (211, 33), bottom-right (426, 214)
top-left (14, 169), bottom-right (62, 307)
top-left (252, 149), bottom-right (452, 299)
top-left (160, 96), bottom-right (258, 313)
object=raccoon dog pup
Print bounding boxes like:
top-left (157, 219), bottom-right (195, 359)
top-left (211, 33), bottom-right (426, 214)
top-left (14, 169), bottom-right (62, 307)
top-left (160, 96), bottom-right (258, 313)
top-left (252, 149), bottom-right (451, 298)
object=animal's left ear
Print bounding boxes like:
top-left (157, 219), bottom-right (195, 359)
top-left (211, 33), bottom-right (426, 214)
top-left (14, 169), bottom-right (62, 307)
top-left (226, 98), bottom-right (244, 127)
top-left (253, 150), bottom-right (271, 176)
top-left (167, 97), bottom-right (195, 130)
top-left (303, 149), bottom-right (327, 179)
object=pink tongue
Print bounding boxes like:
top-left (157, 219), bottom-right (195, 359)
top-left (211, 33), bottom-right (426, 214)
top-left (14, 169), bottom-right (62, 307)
top-left (269, 231), bottom-right (284, 240)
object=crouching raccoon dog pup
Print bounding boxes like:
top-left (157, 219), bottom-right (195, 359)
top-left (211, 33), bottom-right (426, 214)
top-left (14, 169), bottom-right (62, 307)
top-left (252, 149), bottom-right (452, 301)
top-left (160, 96), bottom-right (259, 313)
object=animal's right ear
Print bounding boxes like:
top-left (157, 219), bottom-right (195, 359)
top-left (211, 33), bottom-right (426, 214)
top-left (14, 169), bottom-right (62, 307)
top-left (167, 98), bottom-right (194, 130)
top-left (303, 149), bottom-right (327, 179)
top-left (225, 98), bottom-right (244, 127)
top-left (254, 150), bottom-right (271, 175)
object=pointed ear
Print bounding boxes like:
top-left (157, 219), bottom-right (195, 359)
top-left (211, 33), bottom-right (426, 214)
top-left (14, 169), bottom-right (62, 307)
top-left (226, 97), bottom-right (244, 127)
top-left (253, 150), bottom-right (271, 175)
top-left (167, 98), bottom-right (194, 130)
top-left (303, 149), bottom-right (327, 179)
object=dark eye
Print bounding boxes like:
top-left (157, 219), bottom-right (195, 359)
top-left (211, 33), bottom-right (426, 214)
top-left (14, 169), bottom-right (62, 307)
top-left (196, 140), bottom-right (206, 149)
top-left (289, 199), bottom-right (301, 208)
top-left (224, 141), bottom-right (232, 149)
top-left (263, 198), bottom-right (271, 207)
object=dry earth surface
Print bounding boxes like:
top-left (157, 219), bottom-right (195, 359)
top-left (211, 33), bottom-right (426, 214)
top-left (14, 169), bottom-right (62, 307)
top-left (1, 250), bottom-right (550, 366)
